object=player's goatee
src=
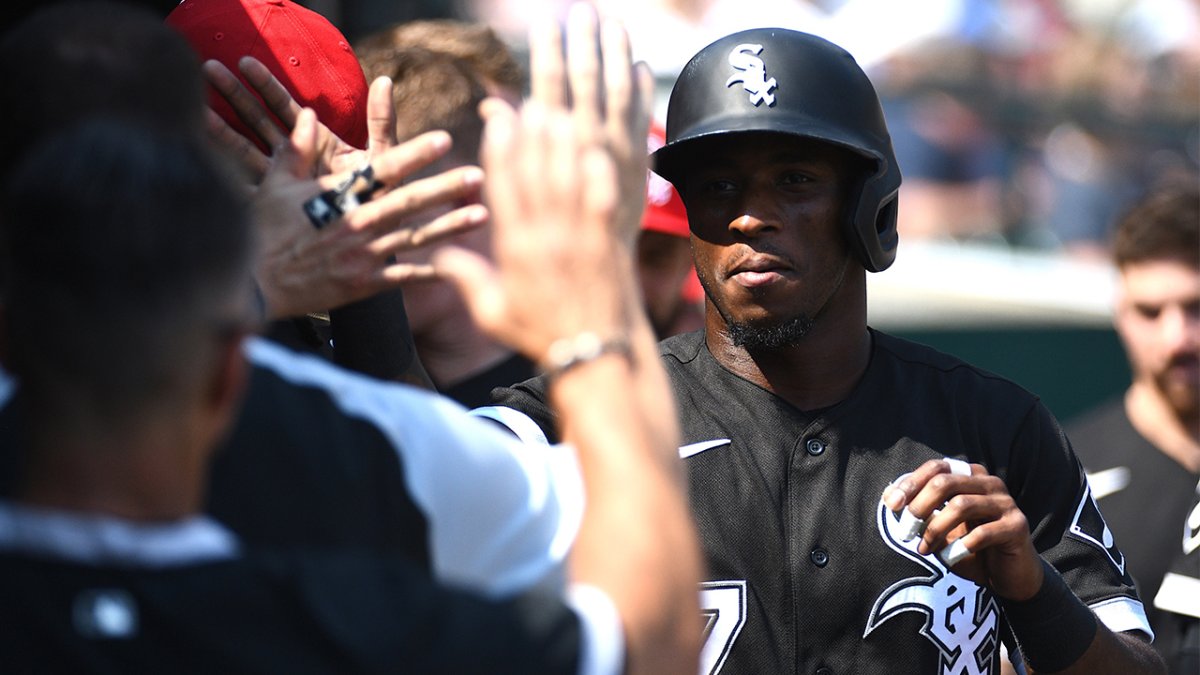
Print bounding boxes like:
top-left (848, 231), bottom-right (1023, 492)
top-left (728, 314), bottom-right (814, 349)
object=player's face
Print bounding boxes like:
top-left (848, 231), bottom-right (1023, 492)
top-left (1114, 257), bottom-right (1200, 418)
top-left (677, 133), bottom-right (858, 346)
top-left (389, 149), bottom-right (487, 335)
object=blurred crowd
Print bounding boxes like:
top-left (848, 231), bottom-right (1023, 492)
top-left (309, 0), bottom-right (1200, 259)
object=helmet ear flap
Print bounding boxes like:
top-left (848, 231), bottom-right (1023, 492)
top-left (867, 194), bottom-right (900, 272)
top-left (844, 158), bottom-right (899, 273)
top-left (840, 156), bottom-right (899, 273)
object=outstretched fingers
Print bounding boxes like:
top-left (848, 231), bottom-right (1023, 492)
top-left (237, 56), bottom-right (302, 131)
top-left (565, 3), bottom-right (602, 147)
top-left (368, 203), bottom-right (489, 256)
top-left (366, 76), bottom-right (398, 155)
top-left (332, 130), bottom-right (453, 190)
top-left (529, 15), bottom-right (566, 109)
top-left (204, 106), bottom-right (271, 182)
top-left (202, 58), bottom-right (290, 151)
top-left (346, 164), bottom-right (483, 234)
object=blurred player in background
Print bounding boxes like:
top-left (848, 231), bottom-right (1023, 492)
top-left (1069, 180), bottom-right (1200, 670)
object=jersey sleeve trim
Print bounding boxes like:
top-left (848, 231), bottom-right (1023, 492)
top-left (245, 338), bottom-right (582, 599)
top-left (1154, 571), bottom-right (1200, 619)
top-left (1090, 596), bottom-right (1154, 640)
top-left (565, 583), bottom-right (624, 675)
top-left (471, 406), bottom-right (551, 445)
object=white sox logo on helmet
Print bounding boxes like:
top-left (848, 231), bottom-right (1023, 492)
top-left (725, 44), bottom-right (776, 106)
top-left (866, 475), bottom-right (1000, 675)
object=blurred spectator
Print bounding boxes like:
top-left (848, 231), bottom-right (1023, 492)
top-left (883, 89), bottom-right (1007, 243)
top-left (1067, 180), bottom-right (1200, 668)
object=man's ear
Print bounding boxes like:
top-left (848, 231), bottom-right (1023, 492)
top-left (206, 332), bottom-right (250, 428)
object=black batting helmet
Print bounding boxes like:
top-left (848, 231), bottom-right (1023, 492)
top-left (652, 28), bottom-right (902, 272)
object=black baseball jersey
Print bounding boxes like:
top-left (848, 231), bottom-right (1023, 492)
top-left (1067, 397), bottom-right (1200, 663)
top-left (0, 501), bottom-right (622, 674)
top-left (1151, 484), bottom-right (1200, 674)
top-left (441, 352), bottom-right (536, 409)
top-left (483, 329), bottom-right (1152, 675)
top-left (0, 338), bottom-right (585, 599)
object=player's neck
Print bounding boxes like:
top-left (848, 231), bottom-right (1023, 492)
top-left (1125, 380), bottom-right (1200, 473)
top-left (415, 318), bottom-right (518, 390)
top-left (708, 315), bottom-right (872, 412)
top-left (19, 412), bottom-right (210, 522)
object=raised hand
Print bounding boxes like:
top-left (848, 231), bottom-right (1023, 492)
top-left (254, 109), bottom-right (487, 319)
top-left (528, 4), bottom-right (654, 244)
top-left (203, 56), bottom-right (397, 181)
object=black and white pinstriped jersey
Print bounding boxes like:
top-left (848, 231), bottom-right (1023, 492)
top-left (0, 338), bottom-right (624, 674)
top-left (482, 329), bottom-right (1153, 675)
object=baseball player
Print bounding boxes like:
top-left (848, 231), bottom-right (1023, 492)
top-left (1067, 182), bottom-right (1199, 669)
top-left (480, 28), bottom-right (1164, 674)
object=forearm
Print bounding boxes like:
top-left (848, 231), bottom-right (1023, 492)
top-left (328, 288), bottom-right (434, 388)
top-left (550, 323), bottom-right (701, 675)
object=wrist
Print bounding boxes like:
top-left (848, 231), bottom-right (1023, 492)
top-left (538, 332), bottom-right (633, 382)
top-left (1000, 558), bottom-right (1098, 672)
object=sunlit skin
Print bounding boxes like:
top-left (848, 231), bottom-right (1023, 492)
top-left (1115, 257), bottom-right (1200, 433)
top-left (676, 132), bottom-right (871, 410)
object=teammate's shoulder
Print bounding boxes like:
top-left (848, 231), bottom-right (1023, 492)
top-left (242, 336), bottom-right (466, 427)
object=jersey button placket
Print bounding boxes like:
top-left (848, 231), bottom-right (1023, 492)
top-left (805, 438), bottom-right (825, 456)
top-left (809, 547), bottom-right (829, 567)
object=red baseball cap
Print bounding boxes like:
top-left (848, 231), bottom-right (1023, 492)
top-left (167, 0), bottom-right (369, 151)
top-left (643, 121), bottom-right (690, 239)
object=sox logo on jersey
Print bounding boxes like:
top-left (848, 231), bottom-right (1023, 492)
top-left (865, 478), bottom-right (1000, 675)
top-left (725, 44), bottom-right (776, 107)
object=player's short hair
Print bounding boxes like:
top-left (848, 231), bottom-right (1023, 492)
top-left (359, 46), bottom-right (488, 159)
top-left (1111, 180), bottom-right (1200, 269)
top-left (0, 120), bottom-right (254, 420)
top-left (355, 20), bottom-right (524, 95)
top-left (0, 1), bottom-right (204, 180)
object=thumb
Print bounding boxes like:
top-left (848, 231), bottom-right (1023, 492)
top-left (366, 76), bottom-right (398, 155)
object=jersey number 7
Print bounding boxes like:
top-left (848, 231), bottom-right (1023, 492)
top-left (699, 580), bottom-right (747, 675)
